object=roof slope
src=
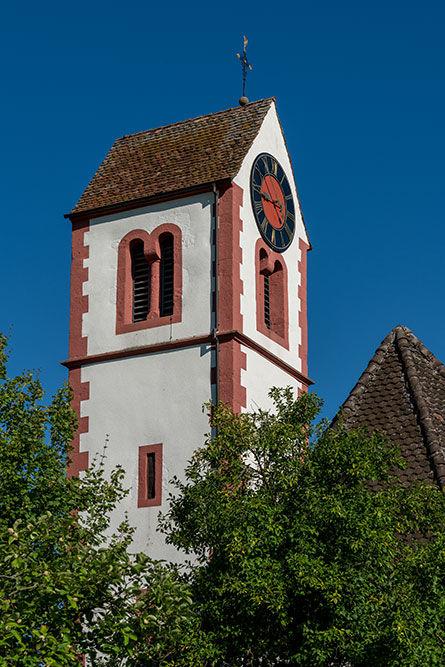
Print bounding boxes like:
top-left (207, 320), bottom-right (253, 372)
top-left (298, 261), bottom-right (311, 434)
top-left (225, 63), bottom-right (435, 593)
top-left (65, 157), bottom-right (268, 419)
top-left (70, 98), bottom-right (274, 216)
top-left (336, 325), bottom-right (445, 487)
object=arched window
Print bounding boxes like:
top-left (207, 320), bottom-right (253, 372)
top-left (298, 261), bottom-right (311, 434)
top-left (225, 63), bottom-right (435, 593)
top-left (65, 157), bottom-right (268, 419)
top-left (256, 240), bottom-right (289, 349)
top-left (160, 233), bottom-right (174, 317)
top-left (131, 241), bottom-right (150, 322)
top-left (116, 225), bottom-right (182, 335)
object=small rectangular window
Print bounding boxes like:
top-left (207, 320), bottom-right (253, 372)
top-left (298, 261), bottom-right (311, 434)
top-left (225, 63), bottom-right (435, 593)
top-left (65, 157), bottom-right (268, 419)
top-left (138, 444), bottom-right (162, 507)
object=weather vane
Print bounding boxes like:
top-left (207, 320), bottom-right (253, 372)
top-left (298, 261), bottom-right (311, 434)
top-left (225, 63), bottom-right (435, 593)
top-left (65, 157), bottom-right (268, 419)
top-left (237, 36), bottom-right (252, 106)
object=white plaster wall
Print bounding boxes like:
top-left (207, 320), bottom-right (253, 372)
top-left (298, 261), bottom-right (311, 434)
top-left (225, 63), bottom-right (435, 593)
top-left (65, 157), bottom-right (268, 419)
top-left (241, 345), bottom-right (302, 413)
top-left (83, 193), bottom-right (214, 357)
top-left (79, 344), bottom-right (212, 563)
top-left (234, 103), bottom-right (308, 373)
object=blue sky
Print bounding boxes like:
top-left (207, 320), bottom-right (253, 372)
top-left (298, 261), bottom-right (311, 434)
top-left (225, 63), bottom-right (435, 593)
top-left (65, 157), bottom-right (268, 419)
top-left (1, 0), bottom-right (444, 422)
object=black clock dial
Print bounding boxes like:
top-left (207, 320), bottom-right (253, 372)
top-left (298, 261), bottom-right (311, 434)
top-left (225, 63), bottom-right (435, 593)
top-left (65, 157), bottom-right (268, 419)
top-left (250, 153), bottom-right (296, 252)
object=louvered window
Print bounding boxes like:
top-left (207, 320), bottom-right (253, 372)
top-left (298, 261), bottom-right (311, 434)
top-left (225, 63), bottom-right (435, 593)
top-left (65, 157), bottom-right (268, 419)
top-left (160, 235), bottom-right (174, 317)
top-left (147, 453), bottom-right (156, 499)
top-left (131, 242), bottom-right (150, 322)
top-left (264, 273), bottom-right (271, 329)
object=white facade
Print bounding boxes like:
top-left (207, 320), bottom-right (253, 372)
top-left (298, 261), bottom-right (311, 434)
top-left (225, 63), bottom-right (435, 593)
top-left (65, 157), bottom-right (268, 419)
top-left (81, 346), bottom-right (211, 560)
top-left (84, 192), bottom-right (214, 355)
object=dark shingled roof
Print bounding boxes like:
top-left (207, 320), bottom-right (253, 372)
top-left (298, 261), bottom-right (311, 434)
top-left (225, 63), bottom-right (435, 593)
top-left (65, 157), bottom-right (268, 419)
top-left (70, 98), bottom-right (275, 216)
top-left (337, 325), bottom-right (445, 488)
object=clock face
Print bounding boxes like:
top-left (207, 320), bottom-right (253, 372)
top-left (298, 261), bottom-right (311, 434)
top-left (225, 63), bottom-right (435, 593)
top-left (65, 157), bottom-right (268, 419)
top-left (250, 153), bottom-right (296, 252)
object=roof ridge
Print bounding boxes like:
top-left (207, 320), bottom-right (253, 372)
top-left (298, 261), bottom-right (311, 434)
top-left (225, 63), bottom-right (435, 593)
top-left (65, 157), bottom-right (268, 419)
top-left (115, 98), bottom-right (275, 143)
top-left (394, 327), bottom-right (445, 487)
top-left (396, 325), bottom-right (445, 378)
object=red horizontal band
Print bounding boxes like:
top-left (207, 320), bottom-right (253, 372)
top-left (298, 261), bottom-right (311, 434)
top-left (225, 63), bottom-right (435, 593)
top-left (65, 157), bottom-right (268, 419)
top-left (61, 330), bottom-right (312, 388)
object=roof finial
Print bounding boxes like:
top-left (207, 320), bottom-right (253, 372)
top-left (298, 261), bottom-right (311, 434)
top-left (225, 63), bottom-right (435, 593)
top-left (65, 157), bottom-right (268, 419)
top-left (236, 35), bottom-right (252, 106)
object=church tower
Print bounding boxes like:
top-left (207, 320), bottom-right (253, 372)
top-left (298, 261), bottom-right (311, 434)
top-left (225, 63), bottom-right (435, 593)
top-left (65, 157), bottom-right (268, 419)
top-left (64, 98), bottom-right (311, 560)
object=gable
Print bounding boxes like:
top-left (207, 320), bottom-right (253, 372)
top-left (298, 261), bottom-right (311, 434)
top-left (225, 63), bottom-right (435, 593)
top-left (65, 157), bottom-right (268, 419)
top-left (233, 101), bottom-right (309, 247)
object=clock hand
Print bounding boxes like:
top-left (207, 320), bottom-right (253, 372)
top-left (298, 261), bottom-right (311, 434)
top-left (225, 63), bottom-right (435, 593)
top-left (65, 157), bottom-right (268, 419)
top-left (262, 192), bottom-right (282, 207)
top-left (271, 199), bottom-right (283, 212)
top-left (261, 191), bottom-right (273, 202)
top-left (272, 200), bottom-right (285, 224)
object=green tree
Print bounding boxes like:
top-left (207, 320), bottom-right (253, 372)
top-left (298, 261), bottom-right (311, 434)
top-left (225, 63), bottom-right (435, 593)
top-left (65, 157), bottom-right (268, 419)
top-left (0, 334), bottom-right (197, 667)
top-left (161, 389), bottom-right (445, 666)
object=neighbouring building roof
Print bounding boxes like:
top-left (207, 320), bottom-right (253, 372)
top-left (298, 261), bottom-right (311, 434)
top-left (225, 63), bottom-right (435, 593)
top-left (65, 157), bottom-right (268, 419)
top-left (69, 98), bottom-right (275, 216)
top-left (336, 325), bottom-right (445, 488)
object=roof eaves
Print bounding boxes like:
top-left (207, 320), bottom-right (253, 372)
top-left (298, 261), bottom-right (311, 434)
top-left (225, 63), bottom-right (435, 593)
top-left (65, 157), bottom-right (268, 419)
top-left (65, 178), bottom-right (232, 220)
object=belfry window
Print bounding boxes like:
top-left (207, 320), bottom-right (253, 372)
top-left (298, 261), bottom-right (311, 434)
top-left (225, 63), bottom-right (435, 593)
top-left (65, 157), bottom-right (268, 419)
top-left (131, 242), bottom-right (150, 322)
top-left (256, 241), bottom-right (289, 349)
top-left (116, 225), bottom-right (182, 335)
top-left (160, 234), bottom-right (174, 317)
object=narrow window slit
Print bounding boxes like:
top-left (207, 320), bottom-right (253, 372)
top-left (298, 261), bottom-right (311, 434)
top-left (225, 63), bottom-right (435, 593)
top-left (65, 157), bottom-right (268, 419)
top-left (147, 453), bottom-right (156, 499)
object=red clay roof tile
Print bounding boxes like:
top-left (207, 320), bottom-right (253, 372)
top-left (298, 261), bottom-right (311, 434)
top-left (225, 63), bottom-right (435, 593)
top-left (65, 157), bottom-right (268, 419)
top-left (70, 98), bottom-right (274, 216)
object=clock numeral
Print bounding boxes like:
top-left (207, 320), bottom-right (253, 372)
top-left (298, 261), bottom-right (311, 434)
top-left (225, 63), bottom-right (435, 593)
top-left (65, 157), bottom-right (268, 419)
top-left (253, 168), bottom-right (262, 186)
top-left (270, 228), bottom-right (276, 246)
top-left (284, 221), bottom-right (293, 237)
top-left (257, 209), bottom-right (266, 226)
top-left (261, 156), bottom-right (269, 173)
top-left (277, 230), bottom-right (284, 248)
top-left (285, 194), bottom-right (293, 201)
top-left (254, 200), bottom-right (263, 215)
top-left (287, 211), bottom-right (295, 223)
top-left (271, 160), bottom-right (277, 176)
top-left (253, 183), bottom-right (262, 194)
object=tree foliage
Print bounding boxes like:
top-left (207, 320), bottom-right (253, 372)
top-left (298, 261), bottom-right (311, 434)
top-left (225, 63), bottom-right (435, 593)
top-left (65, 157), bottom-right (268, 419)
top-left (3, 326), bottom-right (445, 667)
top-left (0, 335), bottom-right (197, 666)
top-left (162, 388), bottom-right (445, 666)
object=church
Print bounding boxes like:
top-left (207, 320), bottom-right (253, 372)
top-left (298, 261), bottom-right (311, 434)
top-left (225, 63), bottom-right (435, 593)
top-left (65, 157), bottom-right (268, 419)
top-left (63, 97), bottom-right (311, 560)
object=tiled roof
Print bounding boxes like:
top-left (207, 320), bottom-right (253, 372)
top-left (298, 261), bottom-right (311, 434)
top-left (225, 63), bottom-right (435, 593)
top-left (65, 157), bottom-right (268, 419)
top-left (70, 98), bottom-right (275, 216)
top-left (336, 326), bottom-right (445, 488)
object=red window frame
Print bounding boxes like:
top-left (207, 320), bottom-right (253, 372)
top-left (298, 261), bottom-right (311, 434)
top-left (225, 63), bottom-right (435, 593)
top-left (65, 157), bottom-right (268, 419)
top-left (138, 443), bottom-right (163, 508)
top-left (255, 238), bottom-right (289, 350)
top-left (116, 224), bottom-right (182, 335)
